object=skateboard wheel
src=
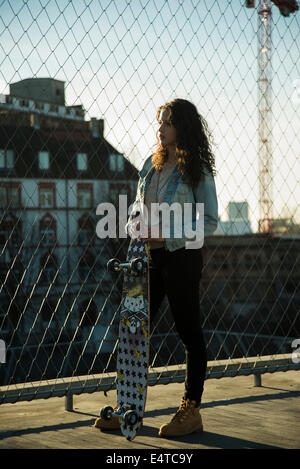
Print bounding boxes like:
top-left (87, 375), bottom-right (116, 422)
top-left (107, 258), bottom-right (120, 273)
top-left (124, 409), bottom-right (139, 426)
top-left (130, 258), bottom-right (145, 274)
top-left (100, 405), bottom-right (114, 420)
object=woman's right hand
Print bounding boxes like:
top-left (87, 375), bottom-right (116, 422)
top-left (128, 220), bottom-right (142, 238)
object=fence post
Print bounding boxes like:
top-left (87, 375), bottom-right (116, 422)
top-left (254, 373), bottom-right (262, 387)
top-left (65, 392), bottom-right (73, 411)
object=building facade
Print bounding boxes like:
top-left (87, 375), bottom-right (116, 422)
top-left (0, 78), bottom-right (138, 354)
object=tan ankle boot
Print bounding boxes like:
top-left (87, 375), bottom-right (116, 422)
top-left (93, 405), bottom-right (120, 431)
top-left (158, 398), bottom-right (203, 438)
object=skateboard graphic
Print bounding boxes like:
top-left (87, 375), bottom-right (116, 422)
top-left (100, 238), bottom-right (150, 441)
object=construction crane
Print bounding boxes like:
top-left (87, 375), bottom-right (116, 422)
top-left (246, 0), bottom-right (298, 234)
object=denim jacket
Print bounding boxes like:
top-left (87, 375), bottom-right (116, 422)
top-left (125, 155), bottom-right (218, 251)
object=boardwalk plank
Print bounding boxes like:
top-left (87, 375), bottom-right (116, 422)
top-left (0, 371), bottom-right (299, 449)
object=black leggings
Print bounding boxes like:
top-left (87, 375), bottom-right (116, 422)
top-left (149, 246), bottom-right (207, 405)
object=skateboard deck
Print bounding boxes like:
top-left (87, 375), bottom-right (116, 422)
top-left (103, 238), bottom-right (150, 440)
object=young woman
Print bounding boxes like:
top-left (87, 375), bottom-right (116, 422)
top-left (94, 98), bottom-right (218, 438)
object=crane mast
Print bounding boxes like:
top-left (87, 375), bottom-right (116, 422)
top-left (246, 0), bottom-right (298, 233)
top-left (257, 0), bottom-right (274, 234)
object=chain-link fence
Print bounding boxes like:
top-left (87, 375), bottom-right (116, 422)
top-left (0, 0), bottom-right (299, 406)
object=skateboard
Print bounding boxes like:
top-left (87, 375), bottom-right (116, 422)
top-left (100, 237), bottom-right (150, 441)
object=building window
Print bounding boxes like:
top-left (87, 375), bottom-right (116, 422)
top-left (41, 264), bottom-right (56, 285)
top-left (38, 151), bottom-right (50, 170)
top-left (0, 289), bottom-right (9, 332)
top-left (0, 149), bottom-right (14, 169)
top-left (77, 153), bottom-right (88, 171)
top-left (0, 213), bottom-right (22, 249)
top-left (40, 189), bottom-right (53, 207)
top-left (78, 229), bottom-right (91, 245)
top-left (109, 183), bottom-right (130, 204)
top-left (78, 214), bottom-right (94, 246)
top-left (78, 263), bottom-right (90, 282)
top-left (78, 252), bottom-right (95, 284)
top-left (40, 253), bottom-right (58, 285)
top-left (10, 228), bottom-right (21, 247)
top-left (0, 186), bottom-right (5, 207)
top-left (8, 186), bottom-right (20, 208)
top-left (39, 183), bottom-right (55, 208)
top-left (35, 101), bottom-right (44, 110)
top-left (40, 213), bottom-right (57, 246)
top-left (0, 182), bottom-right (21, 208)
top-left (0, 229), bottom-right (6, 247)
top-left (109, 154), bottom-right (124, 172)
top-left (77, 183), bottom-right (92, 208)
top-left (40, 227), bottom-right (55, 246)
top-left (21, 99), bottom-right (29, 107)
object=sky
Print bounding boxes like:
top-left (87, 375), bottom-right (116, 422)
top-left (0, 0), bottom-right (299, 230)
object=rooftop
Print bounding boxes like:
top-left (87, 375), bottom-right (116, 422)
top-left (0, 370), bottom-right (299, 450)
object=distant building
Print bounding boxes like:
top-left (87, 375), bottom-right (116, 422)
top-left (200, 233), bottom-right (300, 353)
top-left (10, 78), bottom-right (66, 107)
top-left (215, 201), bottom-right (252, 235)
top-left (4, 77), bottom-right (85, 120)
top-left (227, 201), bottom-right (249, 221)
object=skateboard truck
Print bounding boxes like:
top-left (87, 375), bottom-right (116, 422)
top-left (100, 404), bottom-right (140, 427)
top-left (107, 257), bottom-right (146, 276)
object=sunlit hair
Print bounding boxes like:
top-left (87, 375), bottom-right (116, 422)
top-left (152, 98), bottom-right (216, 188)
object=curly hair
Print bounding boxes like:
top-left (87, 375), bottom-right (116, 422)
top-left (152, 98), bottom-right (216, 188)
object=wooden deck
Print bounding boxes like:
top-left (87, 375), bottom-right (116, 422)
top-left (0, 370), bottom-right (299, 451)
